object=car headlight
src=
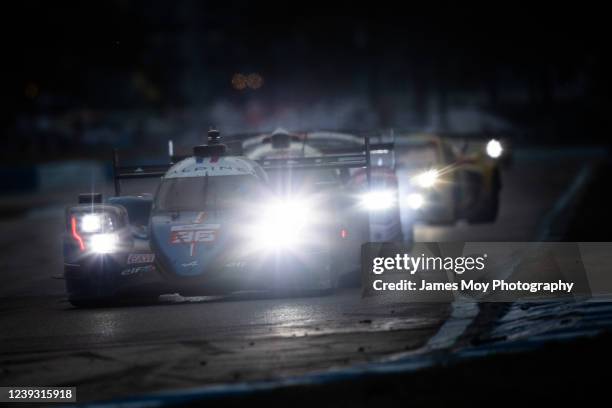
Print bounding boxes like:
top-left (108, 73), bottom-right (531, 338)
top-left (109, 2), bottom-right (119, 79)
top-left (80, 213), bottom-right (114, 233)
top-left (72, 212), bottom-right (115, 234)
top-left (406, 193), bottom-right (425, 210)
top-left (89, 233), bottom-right (119, 254)
top-left (249, 199), bottom-right (314, 250)
top-left (486, 139), bottom-right (503, 158)
top-left (414, 169), bottom-right (439, 189)
top-left (67, 204), bottom-right (128, 253)
top-left (360, 190), bottom-right (396, 211)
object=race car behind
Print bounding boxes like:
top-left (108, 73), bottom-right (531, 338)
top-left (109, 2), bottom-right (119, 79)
top-left (394, 133), bottom-right (502, 225)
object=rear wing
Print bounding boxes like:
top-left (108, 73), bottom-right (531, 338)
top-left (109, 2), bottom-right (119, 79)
top-left (112, 135), bottom-right (382, 196)
top-left (257, 153), bottom-right (368, 170)
top-left (296, 131), bottom-right (396, 169)
top-left (112, 150), bottom-right (172, 196)
top-left (255, 135), bottom-right (374, 184)
top-left (315, 142), bottom-right (394, 156)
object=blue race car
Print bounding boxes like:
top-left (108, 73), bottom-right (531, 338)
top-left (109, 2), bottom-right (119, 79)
top-left (62, 129), bottom-right (378, 307)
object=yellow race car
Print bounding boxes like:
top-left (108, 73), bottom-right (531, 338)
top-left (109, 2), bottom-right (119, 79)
top-left (395, 133), bottom-right (502, 225)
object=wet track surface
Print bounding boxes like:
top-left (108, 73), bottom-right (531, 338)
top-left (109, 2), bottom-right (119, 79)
top-left (0, 149), bottom-right (606, 403)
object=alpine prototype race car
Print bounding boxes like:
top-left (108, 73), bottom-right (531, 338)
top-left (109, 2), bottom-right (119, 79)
top-left (62, 129), bottom-right (385, 306)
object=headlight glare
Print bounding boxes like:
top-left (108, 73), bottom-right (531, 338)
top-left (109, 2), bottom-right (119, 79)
top-left (486, 139), bottom-right (503, 158)
top-left (406, 193), bottom-right (425, 210)
top-left (79, 213), bottom-right (114, 233)
top-left (81, 214), bottom-right (103, 233)
top-left (414, 169), bottom-right (439, 188)
top-left (89, 233), bottom-right (119, 254)
top-left (250, 198), bottom-right (314, 250)
top-left (360, 190), bottom-right (395, 211)
top-left (262, 200), bottom-right (311, 230)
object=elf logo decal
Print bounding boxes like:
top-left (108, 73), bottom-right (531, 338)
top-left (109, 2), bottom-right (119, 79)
top-left (121, 264), bottom-right (156, 276)
top-left (170, 224), bottom-right (220, 256)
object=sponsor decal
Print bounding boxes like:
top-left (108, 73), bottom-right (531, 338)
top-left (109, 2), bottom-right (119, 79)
top-left (120, 264), bottom-right (156, 276)
top-left (167, 164), bottom-right (256, 177)
top-left (181, 260), bottom-right (198, 268)
top-left (127, 253), bottom-right (156, 264)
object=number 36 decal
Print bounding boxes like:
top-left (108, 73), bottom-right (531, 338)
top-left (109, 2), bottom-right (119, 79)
top-left (170, 224), bottom-right (220, 244)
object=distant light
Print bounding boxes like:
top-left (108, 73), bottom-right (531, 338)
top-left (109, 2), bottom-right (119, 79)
top-left (231, 73), bottom-right (247, 90)
top-left (414, 169), bottom-right (439, 189)
top-left (486, 139), bottom-right (503, 158)
top-left (247, 73), bottom-right (264, 89)
top-left (340, 228), bottom-right (348, 239)
top-left (406, 193), bottom-right (424, 210)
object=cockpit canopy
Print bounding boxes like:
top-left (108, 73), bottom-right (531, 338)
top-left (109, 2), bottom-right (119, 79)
top-left (154, 174), bottom-right (261, 212)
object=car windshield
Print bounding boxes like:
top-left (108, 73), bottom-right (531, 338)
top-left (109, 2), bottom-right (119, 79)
top-left (155, 175), bottom-right (261, 212)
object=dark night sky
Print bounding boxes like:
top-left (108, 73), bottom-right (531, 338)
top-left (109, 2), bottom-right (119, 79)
top-left (1, 1), bottom-right (610, 140)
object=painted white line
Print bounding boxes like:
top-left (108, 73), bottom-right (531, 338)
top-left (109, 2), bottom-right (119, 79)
top-left (425, 298), bottom-right (479, 350)
top-left (422, 163), bottom-right (594, 353)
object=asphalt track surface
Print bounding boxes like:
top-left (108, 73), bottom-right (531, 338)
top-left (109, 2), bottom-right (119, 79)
top-left (0, 149), bottom-right (600, 403)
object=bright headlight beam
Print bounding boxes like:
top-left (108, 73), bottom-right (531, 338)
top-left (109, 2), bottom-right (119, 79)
top-left (360, 190), bottom-right (395, 211)
top-left (486, 139), bottom-right (503, 158)
top-left (258, 223), bottom-right (300, 249)
top-left (406, 193), bottom-right (425, 210)
top-left (415, 169), bottom-right (439, 189)
top-left (250, 198), bottom-right (314, 251)
top-left (81, 214), bottom-right (103, 233)
top-left (89, 233), bottom-right (118, 254)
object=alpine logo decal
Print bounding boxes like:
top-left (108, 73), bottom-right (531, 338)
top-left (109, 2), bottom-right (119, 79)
top-left (170, 223), bottom-right (220, 256)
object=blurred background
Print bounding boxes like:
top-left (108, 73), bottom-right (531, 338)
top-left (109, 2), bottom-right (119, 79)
top-left (0, 1), bottom-right (610, 194)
